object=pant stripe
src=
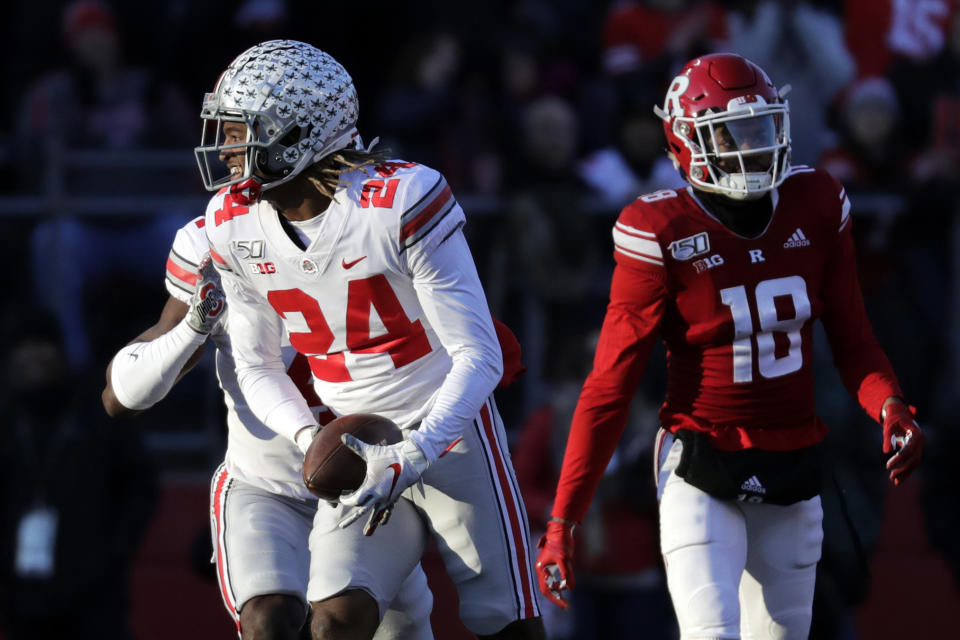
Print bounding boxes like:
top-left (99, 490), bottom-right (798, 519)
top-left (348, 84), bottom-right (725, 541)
top-left (476, 398), bottom-right (538, 620)
top-left (653, 427), bottom-right (668, 489)
top-left (472, 410), bottom-right (521, 617)
top-left (489, 398), bottom-right (541, 618)
top-left (211, 464), bottom-right (241, 634)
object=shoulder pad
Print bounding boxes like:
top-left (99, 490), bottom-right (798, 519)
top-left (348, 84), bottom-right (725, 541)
top-left (613, 191), bottom-right (677, 269)
top-left (782, 166), bottom-right (850, 233)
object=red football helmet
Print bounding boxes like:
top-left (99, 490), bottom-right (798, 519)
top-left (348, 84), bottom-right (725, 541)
top-left (654, 53), bottom-right (790, 200)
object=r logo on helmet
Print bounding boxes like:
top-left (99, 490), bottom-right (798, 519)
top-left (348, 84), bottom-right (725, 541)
top-left (664, 76), bottom-right (691, 117)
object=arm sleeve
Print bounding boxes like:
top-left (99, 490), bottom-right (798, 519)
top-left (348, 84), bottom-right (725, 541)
top-left (404, 225), bottom-right (504, 463)
top-left (821, 214), bottom-right (903, 422)
top-left (552, 261), bottom-right (668, 523)
top-left (109, 218), bottom-right (209, 410)
top-left (109, 320), bottom-right (207, 410)
top-left (218, 263), bottom-right (317, 444)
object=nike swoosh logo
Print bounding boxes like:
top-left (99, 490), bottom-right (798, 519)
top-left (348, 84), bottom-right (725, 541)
top-left (342, 256), bottom-right (367, 269)
top-left (386, 463), bottom-right (402, 499)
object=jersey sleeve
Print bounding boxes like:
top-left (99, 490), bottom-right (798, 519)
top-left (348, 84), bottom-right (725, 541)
top-left (820, 181), bottom-right (903, 422)
top-left (394, 165), bottom-right (466, 268)
top-left (204, 199), bottom-right (317, 444)
top-left (611, 200), bottom-right (668, 278)
top-left (552, 260), bottom-right (668, 523)
top-left (404, 227), bottom-right (503, 464)
top-left (164, 217), bottom-right (208, 302)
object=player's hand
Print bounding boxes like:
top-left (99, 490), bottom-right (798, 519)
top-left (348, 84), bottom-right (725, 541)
top-left (882, 401), bottom-right (924, 486)
top-left (535, 518), bottom-right (576, 609)
top-left (185, 255), bottom-right (226, 334)
top-left (338, 437), bottom-right (428, 536)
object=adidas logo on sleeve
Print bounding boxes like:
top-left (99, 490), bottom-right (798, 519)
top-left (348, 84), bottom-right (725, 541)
top-left (784, 228), bottom-right (811, 248)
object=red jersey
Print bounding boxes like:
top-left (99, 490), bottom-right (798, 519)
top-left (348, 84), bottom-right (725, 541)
top-left (553, 166), bottom-right (902, 523)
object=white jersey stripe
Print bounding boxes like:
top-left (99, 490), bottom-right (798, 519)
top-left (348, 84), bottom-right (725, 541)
top-left (613, 227), bottom-right (662, 258)
top-left (839, 193), bottom-right (851, 232)
top-left (211, 463), bottom-right (242, 634)
top-left (614, 221), bottom-right (657, 239)
top-left (615, 245), bottom-right (665, 266)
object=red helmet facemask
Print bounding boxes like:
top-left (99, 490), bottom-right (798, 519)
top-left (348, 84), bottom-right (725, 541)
top-left (654, 53), bottom-right (791, 200)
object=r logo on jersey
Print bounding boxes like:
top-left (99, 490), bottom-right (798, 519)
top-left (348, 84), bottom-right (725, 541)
top-left (669, 232), bottom-right (710, 261)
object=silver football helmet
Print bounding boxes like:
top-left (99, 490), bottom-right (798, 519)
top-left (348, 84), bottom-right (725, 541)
top-left (195, 40), bottom-right (359, 193)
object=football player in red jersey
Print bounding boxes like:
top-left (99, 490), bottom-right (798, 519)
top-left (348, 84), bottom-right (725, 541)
top-left (534, 53), bottom-right (924, 638)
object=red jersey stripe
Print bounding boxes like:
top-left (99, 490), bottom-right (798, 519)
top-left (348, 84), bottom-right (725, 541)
top-left (166, 256), bottom-right (199, 287)
top-left (209, 248), bottom-right (228, 265)
top-left (400, 185), bottom-right (453, 243)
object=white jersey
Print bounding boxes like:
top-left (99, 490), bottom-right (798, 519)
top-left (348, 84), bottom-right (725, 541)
top-left (165, 217), bottom-right (333, 499)
top-left (203, 161), bottom-right (503, 463)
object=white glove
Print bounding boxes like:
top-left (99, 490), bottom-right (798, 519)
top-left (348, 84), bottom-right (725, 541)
top-left (338, 436), bottom-right (429, 536)
top-left (185, 255), bottom-right (226, 334)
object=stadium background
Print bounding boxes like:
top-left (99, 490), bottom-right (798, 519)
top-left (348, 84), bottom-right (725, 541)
top-left (0, 0), bottom-right (958, 638)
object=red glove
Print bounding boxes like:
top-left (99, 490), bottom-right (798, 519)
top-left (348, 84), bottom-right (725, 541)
top-left (881, 401), bottom-right (924, 486)
top-left (535, 519), bottom-right (576, 609)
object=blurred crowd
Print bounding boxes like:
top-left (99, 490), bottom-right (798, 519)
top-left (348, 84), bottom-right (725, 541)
top-left (1, 0), bottom-right (959, 639)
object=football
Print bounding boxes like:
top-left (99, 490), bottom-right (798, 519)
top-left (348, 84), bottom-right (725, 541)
top-left (302, 413), bottom-right (403, 500)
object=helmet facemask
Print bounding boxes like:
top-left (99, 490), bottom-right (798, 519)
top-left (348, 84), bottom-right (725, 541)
top-left (680, 99), bottom-right (790, 200)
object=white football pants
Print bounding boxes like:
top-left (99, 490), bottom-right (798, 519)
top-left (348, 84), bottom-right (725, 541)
top-left (655, 430), bottom-right (823, 640)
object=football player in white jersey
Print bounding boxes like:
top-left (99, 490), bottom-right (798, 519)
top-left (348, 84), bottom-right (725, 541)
top-left (195, 40), bottom-right (544, 640)
top-left (102, 218), bottom-right (434, 640)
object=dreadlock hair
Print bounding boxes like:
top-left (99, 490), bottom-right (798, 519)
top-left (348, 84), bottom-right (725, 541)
top-left (303, 146), bottom-right (393, 199)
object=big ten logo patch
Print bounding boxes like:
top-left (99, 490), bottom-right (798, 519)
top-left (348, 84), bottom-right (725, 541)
top-left (250, 262), bottom-right (276, 275)
top-left (693, 254), bottom-right (724, 273)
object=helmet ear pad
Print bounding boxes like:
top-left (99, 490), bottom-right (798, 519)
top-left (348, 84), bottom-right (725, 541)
top-left (254, 126), bottom-right (304, 181)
